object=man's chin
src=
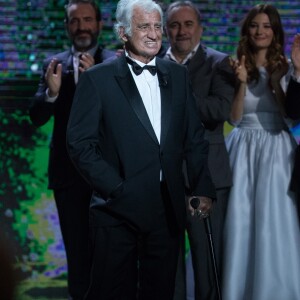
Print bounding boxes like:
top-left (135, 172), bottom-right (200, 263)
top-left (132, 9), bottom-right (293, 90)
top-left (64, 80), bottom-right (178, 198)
top-left (144, 51), bottom-right (160, 59)
top-left (74, 39), bottom-right (93, 51)
top-left (144, 46), bottom-right (161, 56)
top-left (175, 41), bottom-right (191, 51)
top-left (175, 46), bottom-right (191, 56)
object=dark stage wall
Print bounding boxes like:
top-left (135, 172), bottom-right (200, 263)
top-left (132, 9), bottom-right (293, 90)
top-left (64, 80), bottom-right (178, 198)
top-left (0, 1), bottom-right (299, 299)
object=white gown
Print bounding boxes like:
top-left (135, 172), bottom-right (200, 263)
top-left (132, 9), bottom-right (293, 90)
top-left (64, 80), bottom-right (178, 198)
top-left (222, 67), bottom-right (300, 300)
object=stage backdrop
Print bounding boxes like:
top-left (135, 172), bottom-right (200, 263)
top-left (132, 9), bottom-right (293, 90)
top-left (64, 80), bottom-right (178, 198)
top-left (1, 1), bottom-right (300, 299)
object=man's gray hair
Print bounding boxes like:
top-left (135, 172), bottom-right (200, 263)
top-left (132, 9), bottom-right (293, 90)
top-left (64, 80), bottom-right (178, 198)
top-left (165, 1), bottom-right (202, 25)
top-left (114, 0), bottom-right (163, 40)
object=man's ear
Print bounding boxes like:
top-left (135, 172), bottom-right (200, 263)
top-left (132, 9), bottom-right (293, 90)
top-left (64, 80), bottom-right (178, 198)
top-left (119, 27), bottom-right (128, 42)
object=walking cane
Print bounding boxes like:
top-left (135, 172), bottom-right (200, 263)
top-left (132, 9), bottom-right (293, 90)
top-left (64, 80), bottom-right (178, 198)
top-left (190, 197), bottom-right (222, 300)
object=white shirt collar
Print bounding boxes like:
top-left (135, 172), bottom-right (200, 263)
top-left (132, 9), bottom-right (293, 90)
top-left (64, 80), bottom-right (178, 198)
top-left (166, 42), bottom-right (200, 64)
top-left (125, 51), bottom-right (156, 67)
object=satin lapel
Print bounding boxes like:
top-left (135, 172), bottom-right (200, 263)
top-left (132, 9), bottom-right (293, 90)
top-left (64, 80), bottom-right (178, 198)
top-left (157, 58), bottom-right (172, 148)
top-left (115, 57), bottom-right (159, 144)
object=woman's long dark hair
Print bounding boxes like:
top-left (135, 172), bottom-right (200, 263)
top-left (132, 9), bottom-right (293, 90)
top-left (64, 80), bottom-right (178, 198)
top-left (237, 4), bottom-right (285, 82)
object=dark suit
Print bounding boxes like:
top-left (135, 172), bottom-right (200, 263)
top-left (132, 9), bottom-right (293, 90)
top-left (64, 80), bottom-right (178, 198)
top-left (66, 55), bottom-right (216, 299)
top-left (165, 44), bottom-right (235, 300)
top-left (286, 77), bottom-right (300, 217)
top-left (29, 46), bottom-right (115, 299)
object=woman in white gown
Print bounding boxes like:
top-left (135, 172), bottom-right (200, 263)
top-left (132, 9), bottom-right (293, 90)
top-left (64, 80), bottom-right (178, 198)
top-left (222, 4), bottom-right (300, 300)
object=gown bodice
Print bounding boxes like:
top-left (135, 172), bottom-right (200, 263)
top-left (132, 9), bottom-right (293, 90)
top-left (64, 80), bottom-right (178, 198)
top-left (238, 67), bottom-right (287, 130)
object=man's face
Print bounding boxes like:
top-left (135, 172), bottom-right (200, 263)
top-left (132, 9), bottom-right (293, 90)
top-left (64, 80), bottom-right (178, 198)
top-left (166, 6), bottom-right (203, 58)
top-left (122, 6), bottom-right (162, 64)
top-left (66, 3), bottom-right (102, 52)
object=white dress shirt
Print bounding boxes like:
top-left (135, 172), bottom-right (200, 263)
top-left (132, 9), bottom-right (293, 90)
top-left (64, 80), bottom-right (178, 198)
top-left (126, 53), bottom-right (161, 143)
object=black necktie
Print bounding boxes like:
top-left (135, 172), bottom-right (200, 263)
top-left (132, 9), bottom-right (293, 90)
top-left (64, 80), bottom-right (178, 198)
top-left (126, 57), bottom-right (157, 76)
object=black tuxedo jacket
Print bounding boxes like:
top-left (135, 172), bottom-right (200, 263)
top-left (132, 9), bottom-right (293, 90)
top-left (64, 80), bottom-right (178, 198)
top-left (67, 55), bottom-right (216, 231)
top-left (286, 78), bottom-right (300, 193)
top-left (29, 46), bottom-right (115, 189)
top-left (183, 45), bottom-right (234, 189)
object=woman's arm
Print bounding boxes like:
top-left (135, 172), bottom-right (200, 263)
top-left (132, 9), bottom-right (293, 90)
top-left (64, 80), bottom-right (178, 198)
top-left (230, 55), bottom-right (248, 123)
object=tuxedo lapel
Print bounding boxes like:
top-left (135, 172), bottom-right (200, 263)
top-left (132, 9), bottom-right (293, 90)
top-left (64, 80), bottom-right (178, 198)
top-left (115, 57), bottom-right (159, 144)
top-left (156, 58), bottom-right (172, 148)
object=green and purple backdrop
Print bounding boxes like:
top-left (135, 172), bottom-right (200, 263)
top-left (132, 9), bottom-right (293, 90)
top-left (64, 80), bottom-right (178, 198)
top-left (1, 1), bottom-right (299, 298)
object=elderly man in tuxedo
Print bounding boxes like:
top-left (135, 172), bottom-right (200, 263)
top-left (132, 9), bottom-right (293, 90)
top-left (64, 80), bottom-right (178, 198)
top-left (66, 0), bottom-right (216, 299)
top-left (29, 1), bottom-right (115, 298)
top-left (164, 2), bottom-right (235, 300)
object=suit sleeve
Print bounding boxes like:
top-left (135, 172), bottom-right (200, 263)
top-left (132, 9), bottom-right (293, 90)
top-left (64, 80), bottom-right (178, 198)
top-left (195, 56), bottom-right (235, 125)
top-left (66, 71), bottom-right (123, 199)
top-left (29, 61), bottom-right (54, 127)
top-left (286, 77), bottom-right (300, 120)
top-left (184, 71), bottom-right (216, 199)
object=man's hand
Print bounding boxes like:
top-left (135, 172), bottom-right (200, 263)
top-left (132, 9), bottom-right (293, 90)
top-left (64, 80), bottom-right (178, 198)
top-left (78, 53), bottom-right (95, 73)
top-left (186, 196), bottom-right (213, 219)
top-left (45, 58), bottom-right (62, 97)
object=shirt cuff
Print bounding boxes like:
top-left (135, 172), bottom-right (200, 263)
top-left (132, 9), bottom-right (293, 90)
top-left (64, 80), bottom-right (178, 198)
top-left (45, 88), bottom-right (58, 102)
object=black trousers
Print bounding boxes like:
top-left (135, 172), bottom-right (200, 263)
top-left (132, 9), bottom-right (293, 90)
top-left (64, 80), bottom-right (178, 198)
top-left (54, 182), bottom-right (92, 300)
top-left (85, 183), bottom-right (181, 300)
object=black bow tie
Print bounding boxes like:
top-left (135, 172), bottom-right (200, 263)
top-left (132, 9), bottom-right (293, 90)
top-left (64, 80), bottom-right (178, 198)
top-left (126, 57), bottom-right (157, 76)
